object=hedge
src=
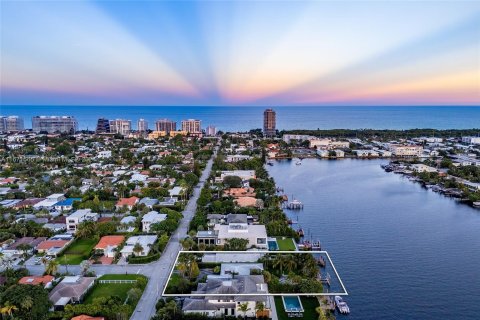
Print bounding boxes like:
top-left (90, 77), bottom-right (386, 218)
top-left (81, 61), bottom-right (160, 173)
top-left (128, 253), bottom-right (161, 264)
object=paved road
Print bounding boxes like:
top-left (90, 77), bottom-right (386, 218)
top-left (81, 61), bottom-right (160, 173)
top-left (130, 145), bottom-right (217, 320)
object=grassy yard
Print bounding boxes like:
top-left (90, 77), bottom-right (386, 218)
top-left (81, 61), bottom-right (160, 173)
top-left (275, 296), bottom-right (319, 320)
top-left (56, 238), bottom-right (97, 265)
top-left (276, 237), bottom-right (296, 251)
top-left (84, 274), bottom-right (147, 304)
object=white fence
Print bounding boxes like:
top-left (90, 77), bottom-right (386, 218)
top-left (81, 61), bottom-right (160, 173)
top-left (98, 279), bottom-right (137, 284)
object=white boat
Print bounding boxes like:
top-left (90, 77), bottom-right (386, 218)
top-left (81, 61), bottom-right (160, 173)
top-left (335, 296), bottom-right (350, 314)
top-left (295, 161), bottom-right (302, 165)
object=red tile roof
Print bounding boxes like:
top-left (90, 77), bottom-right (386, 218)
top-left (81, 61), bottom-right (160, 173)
top-left (94, 235), bottom-right (125, 250)
top-left (116, 196), bottom-right (139, 207)
top-left (37, 240), bottom-right (69, 250)
top-left (19, 275), bottom-right (54, 285)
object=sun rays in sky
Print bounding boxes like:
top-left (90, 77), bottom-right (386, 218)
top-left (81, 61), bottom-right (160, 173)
top-left (1, 0), bottom-right (479, 106)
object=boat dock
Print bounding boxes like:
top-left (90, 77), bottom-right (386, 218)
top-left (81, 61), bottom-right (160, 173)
top-left (285, 199), bottom-right (304, 209)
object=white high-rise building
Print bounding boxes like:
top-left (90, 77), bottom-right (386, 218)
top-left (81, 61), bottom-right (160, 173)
top-left (0, 116), bottom-right (24, 132)
top-left (206, 125), bottom-right (217, 136)
top-left (32, 116), bottom-right (77, 133)
top-left (137, 119), bottom-right (148, 132)
top-left (109, 119), bottom-right (132, 135)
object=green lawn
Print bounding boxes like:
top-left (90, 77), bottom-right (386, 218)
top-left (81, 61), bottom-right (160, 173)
top-left (275, 296), bottom-right (319, 320)
top-left (276, 237), bottom-right (296, 251)
top-left (56, 238), bottom-right (97, 265)
top-left (84, 274), bottom-right (147, 304)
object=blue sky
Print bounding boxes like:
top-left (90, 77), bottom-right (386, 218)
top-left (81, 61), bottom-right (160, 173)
top-left (1, 0), bottom-right (479, 106)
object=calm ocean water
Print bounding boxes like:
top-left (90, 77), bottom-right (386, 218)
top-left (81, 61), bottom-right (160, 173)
top-left (1, 106), bottom-right (479, 131)
top-left (268, 159), bottom-right (480, 320)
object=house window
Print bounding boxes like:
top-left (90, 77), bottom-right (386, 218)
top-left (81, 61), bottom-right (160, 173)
top-left (257, 238), bottom-right (266, 244)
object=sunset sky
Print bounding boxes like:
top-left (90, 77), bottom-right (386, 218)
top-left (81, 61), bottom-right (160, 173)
top-left (1, 0), bottom-right (479, 106)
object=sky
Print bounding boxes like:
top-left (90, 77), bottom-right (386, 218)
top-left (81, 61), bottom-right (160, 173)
top-left (1, 0), bottom-right (479, 106)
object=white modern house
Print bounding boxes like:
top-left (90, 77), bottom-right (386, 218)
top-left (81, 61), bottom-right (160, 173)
top-left (182, 270), bottom-right (269, 318)
top-left (141, 211), bottom-right (167, 232)
top-left (120, 235), bottom-right (157, 258)
top-left (66, 209), bottom-right (98, 233)
top-left (197, 215), bottom-right (267, 249)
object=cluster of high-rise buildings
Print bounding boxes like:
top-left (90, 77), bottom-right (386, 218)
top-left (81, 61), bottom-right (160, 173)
top-left (0, 108), bottom-right (277, 136)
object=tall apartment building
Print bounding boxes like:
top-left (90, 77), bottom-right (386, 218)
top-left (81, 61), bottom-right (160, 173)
top-left (0, 116), bottom-right (24, 132)
top-left (181, 119), bottom-right (201, 134)
top-left (263, 109), bottom-right (276, 137)
top-left (137, 119), bottom-right (148, 132)
top-left (32, 116), bottom-right (78, 133)
top-left (155, 119), bottom-right (176, 133)
top-left (206, 125), bottom-right (217, 136)
top-left (95, 118), bottom-right (110, 133)
top-left (109, 119), bottom-right (132, 135)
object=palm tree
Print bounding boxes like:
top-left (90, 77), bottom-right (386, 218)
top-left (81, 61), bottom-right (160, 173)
top-left (133, 243), bottom-right (144, 256)
top-left (273, 254), bottom-right (287, 275)
top-left (284, 254), bottom-right (297, 273)
top-left (237, 302), bottom-right (251, 320)
top-left (0, 302), bottom-right (18, 319)
top-left (17, 243), bottom-right (32, 261)
top-left (255, 301), bottom-right (265, 319)
top-left (45, 260), bottom-right (59, 275)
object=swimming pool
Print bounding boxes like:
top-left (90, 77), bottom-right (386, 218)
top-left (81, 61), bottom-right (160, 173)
top-left (282, 296), bottom-right (304, 312)
top-left (268, 239), bottom-right (279, 251)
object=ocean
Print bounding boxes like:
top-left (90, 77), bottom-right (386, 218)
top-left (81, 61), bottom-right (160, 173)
top-left (268, 159), bottom-right (480, 320)
top-left (1, 105), bottom-right (479, 131)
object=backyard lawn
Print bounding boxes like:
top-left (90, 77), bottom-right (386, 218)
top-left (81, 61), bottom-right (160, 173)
top-left (84, 274), bottom-right (147, 304)
top-left (56, 238), bottom-right (96, 265)
top-left (275, 296), bottom-right (320, 320)
top-left (276, 237), bottom-right (296, 251)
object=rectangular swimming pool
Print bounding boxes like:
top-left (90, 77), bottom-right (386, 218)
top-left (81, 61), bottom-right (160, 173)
top-left (268, 239), bottom-right (279, 251)
top-left (282, 295), bottom-right (304, 312)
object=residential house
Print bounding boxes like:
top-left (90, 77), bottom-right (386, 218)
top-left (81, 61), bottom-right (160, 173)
top-left (94, 235), bottom-right (125, 258)
top-left (223, 187), bottom-right (256, 198)
top-left (197, 216), bottom-right (267, 249)
top-left (116, 196), bottom-right (139, 210)
top-left (66, 209), bottom-right (99, 233)
top-left (18, 275), bottom-right (54, 288)
top-left (120, 235), bottom-right (157, 258)
top-left (48, 276), bottom-right (96, 310)
top-left (182, 273), bottom-right (269, 318)
top-left (2, 237), bottom-right (46, 256)
top-left (54, 198), bottom-right (81, 212)
top-left (142, 211), bottom-right (167, 232)
top-left (138, 197), bottom-right (159, 208)
top-left (118, 216), bottom-right (136, 232)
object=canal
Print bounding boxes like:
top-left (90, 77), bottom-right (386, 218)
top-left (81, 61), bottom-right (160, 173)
top-left (268, 158), bottom-right (480, 320)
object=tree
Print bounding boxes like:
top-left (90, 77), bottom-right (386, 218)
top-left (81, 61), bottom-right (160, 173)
top-left (255, 301), bottom-right (265, 318)
top-left (237, 302), bottom-right (251, 320)
top-left (273, 255), bottom-right (287, 275)
top-left (224, 238), bottom-right (249, 251)
top-left (223, 175), bottom-right (243, 188)
top-left (80, 260), bottom-right (92, 276)
top-left (45, 260), bottom-right (58, 275)
top-left (133, 243), bottom-right (144, 256)
top-left (0, 303), bottom-right (18, 319)
top-left (76, 221), bottom-right (96, 238)
top-left (16, 244), bottom-right (32, 261)
top-left (0, 285), bottom-right (51, 320)
top-left (284, 254), bottom-right (297, 273)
